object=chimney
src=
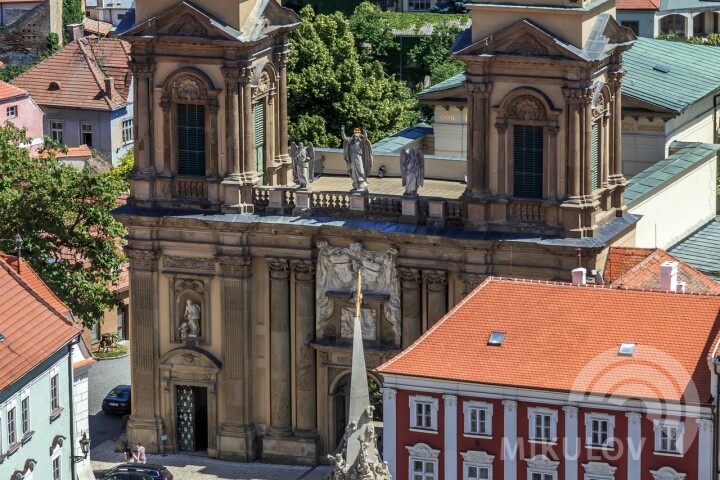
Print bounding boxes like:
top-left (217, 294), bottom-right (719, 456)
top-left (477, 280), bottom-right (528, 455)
top-left (105, 77), bottom-right (114, 100)
top-left (67, 23), bottom-right (84, 42)
top-left (660, 261), bottom-right (678, 291)
top-left (571, 267), bottom-right (587, 285)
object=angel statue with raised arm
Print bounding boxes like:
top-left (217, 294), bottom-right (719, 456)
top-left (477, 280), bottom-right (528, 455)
top-left (290, 141), bottom-right (315, 190)
top-left (400, 148), bottom-right (425, 196)
top-left (341, 126), bottom-right (373, 191)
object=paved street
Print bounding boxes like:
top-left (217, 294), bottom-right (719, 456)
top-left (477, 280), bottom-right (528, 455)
top-left (91, 440), bottom-right (332, 480)
top-left (89, 354), bottom-right (130, 447)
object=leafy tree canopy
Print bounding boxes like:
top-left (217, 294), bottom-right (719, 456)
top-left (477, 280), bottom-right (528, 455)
top-left (288, 5), bottom-right (420, 147)
top-left (431, 1), bottom-right (468, 14)
top-left (408, 22), bottom-right (464, 85)
top-left (349, 2), bottom-right (398, 65)
top-left (0, 123), bottom-right (127, 326)
top-left (658, 33), bottom-right (720, 46)
top-left (62, 0), bottom-right (84, 43)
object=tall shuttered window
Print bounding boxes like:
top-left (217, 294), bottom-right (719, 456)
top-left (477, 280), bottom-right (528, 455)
top-left (177, 103), bottom-right (206, 176)
top-left (513, 125), bottom-right (544, 199)
top-left (254, 102), bottom-right (265, 176)
top-left (591, 122), bottom-right (600, 190)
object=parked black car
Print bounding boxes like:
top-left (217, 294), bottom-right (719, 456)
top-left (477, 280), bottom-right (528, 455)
top-left (101, 385), bottom-right (131, 415)
top-left (102, 464), bottom-right (173, 480)
top-left (102, 472), bottom-right (153, 480)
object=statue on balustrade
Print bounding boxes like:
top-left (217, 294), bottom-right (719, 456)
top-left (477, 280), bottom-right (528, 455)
top-left (341, 126), bottom-right (373, 192)
top-left (291, 141), bottom-right (315, 190)
top-left (400, 148), bottom-right (425, 196)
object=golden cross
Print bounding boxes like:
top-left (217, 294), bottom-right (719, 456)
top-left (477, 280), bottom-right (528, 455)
top-left (356, 269), bottom-right (363, 319)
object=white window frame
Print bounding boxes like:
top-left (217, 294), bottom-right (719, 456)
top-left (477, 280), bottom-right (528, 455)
top-left (528, 407), bottom-right (558, 443)
top-left (6, 404), bottom-right (16, 446)
top-left (50, 365), bottom-right (61, 412)
top-left (463, 401), bottom-right (493, 437)
top-left (80, 122), bottom-right (93, 147)
top-left (526, 454), bottom-right (559, 480)
top-left (20, 389), bottom-right (30, 436)
top-left (582, 461), bottom-right (617, 480)
top-left (409, 395), bottom-right (439, 431)
top-left (461, 451), bottom-right (494, 480)
top-left (122, 118), bottom-right (133, 143)
top-left (6, 105), bottom-right (17, 118)
top-left (50, 120), bottom-right (63, 144)
top-left (52, 442), bottom-right (63, 480)
top-left (407, 443), bottom-right (440, 480)
top-left (653, 419), bottom-right (684, 454)
top-left (584, 413), bottom-right (615, 448)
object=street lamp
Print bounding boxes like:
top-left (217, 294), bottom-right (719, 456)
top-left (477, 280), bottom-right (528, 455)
top-left (72, 432), bottom-right (91, 463)
top-left (14, 230), bottom-right (22, 273)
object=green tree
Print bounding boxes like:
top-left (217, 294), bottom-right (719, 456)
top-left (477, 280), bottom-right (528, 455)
top-left (408, 22), bottom-right (464, 85)
top-left (62, 0), bottom-right (84, 43)
top-left (0, 123), bottom-right (127, 326)
top-left (431, 1), bottom-right (468, 13)
top-left (288, 6), bottom-right (420, 147)
top-left (103, 149), bottom-right (134, 191)
top-left (349, 2), bottom-right (399, 66)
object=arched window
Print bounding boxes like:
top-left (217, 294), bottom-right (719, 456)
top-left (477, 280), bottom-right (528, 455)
top-left (660, 15), bottom-right (686, 37)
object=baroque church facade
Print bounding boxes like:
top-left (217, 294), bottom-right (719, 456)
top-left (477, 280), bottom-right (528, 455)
top-left (116, 0), bottom-right (637, 466)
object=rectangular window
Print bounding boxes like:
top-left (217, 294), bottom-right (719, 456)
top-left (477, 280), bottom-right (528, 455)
top-left (412, 459), bottom-right (436, 480)
top-left (591, 418), bottom-right (609, 446)
top-left (53, 456), bottom-right (61, 480)
top-left (122, 118), bottom-right (133, 143)
top-left (7, 407), bottom-right (16, 445)
top-left (466, 465), bottom-right (490, 480)
top-left (659, 425), bottom-right (679, 453)
top-left (622, 21), bottom-right (640, 36)
top-left (6, 105), bottom-right (17, 118)
top-left (468, 407), bottom-right (488, 435)
top-left (415, 402), bottom-right (432, 429)
top-left (513, 125), bottom-right (544, 199)
top-left (81, 123), bottom-right (93, 147)
top-left (21, 397), bottom-right (29, 435)
top-left (534, 413), bottom-right (551, 441)
top-left (51, 373), bottom-right (60, 411)
top-left (591, 121), bottom-right (600, 190)
top-left (177, 103), bottom-right (206, 176)
top-left (51, 121), bottom-right (63, 144)
top-left (531, 474), bottom-right (555, 480)
top-left (410, 395), bottom-right (438, 430)
top-left (253, 102), bottom-right (265, 177)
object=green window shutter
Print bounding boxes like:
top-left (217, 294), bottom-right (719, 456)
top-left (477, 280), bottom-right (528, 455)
top-left (591, 122), bottom-right (600, 190)
top-left (177, 104), bottom-right (206, 176)
top-left (254, 102), bottom-right (265, 175)
top-left (513, 125), bottom-right (544, 199)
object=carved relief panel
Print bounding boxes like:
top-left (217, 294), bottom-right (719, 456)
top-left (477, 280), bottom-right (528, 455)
top-left (315, 241), bottom-right (401, 346)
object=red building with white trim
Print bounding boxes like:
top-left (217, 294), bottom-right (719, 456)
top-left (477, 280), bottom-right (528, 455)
top-left (378, 273), bottom-right (719, 480)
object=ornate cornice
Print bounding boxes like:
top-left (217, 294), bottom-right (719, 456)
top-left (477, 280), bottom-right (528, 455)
top-left (217, 255), bottom-right (251, 278)
top-left (650, 467), bottom-right (686, 480)
top-left (266, 257), bottom-right (290, 280)
top-left (502, 400), bottom-right (517, 412)
top-left (397, 268), bottom-right (421, 290)
top-left (291, 259), bottom-right (315, 282)
top-left (423, 270), bottom-right (447, 291)
top-left (406, 443), bottom-right (440, 460)
top-left (525, 454), bottom-right (559, 472)
top-left (460, 450), bottom-right (494, 465)
top-left (464, 81), bottom-right (493, 98)
top-left (443, 394), bottom-right (457, 407)
top-left (582, 462), bottom-right (617, 476)
top-left (163, 255), bottom-right (215, 271)
top-left (562, 86), bottom-right (593, 105)
top-left (128, 61), bottom-right (156, 79)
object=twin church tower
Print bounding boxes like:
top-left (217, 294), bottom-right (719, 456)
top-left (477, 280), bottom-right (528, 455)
top-left (116, 0), bottom-right (636, 465)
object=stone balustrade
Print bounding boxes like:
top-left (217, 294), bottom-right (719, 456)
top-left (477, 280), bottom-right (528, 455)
top-left (174, 177), bottom-right (209, 200)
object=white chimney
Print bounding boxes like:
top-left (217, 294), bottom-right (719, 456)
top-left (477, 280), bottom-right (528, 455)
top-left (571, 267), bottom-right (587, 285)
top-left (660, 261), bottom-right (678, 291)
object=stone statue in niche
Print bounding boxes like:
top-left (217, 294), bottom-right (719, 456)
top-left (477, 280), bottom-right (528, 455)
top-left (316, 241), bottom-right (400, 342)
top-left (399, 148), bottom-right (425, 196)
top-left (290, 142), bottom-right (315, 190)
top-left (180, 299), bottom-right (201, 339)
top-left (341, 126), bottom-right (373, 191)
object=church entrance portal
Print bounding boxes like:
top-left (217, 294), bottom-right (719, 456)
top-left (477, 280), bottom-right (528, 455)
top-left (176, 385), bottom-right (209, 452)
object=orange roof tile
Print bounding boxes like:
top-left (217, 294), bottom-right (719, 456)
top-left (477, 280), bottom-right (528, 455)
top-left (0, 79), bottom-right (28, 101)
top-left (12, 37), bottom-right (131, 111)
top-left (378, 277), bottom-right (720, 404)
top-left (617, 0), bottom-right (659, 9)
top-left (604, 247), bottom-right (720, 293)
top-left (0, 253), bottom-right (81, 391)
top-left (83, 17), bottom-right (113, 36)
top-left (38, 144), bottom-right (93, 159)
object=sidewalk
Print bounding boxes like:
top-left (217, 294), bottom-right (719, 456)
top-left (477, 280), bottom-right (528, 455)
top-left (91, 440), bottom-right (331, 480)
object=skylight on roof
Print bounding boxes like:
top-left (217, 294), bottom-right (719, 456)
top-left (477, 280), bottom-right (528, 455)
top-left (618, 342), bottom-right (636, 357)
top-left (653, 65), bottom-right (671, 74)
top-left (488, 332), bottom-right (505, 347)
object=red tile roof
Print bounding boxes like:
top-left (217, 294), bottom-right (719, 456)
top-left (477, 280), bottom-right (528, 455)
top-left (12, 37), bottom-right (131, 111)
top-left (604, 247), bottom-right (720, 293)
top-left (83, 17), bottom-right (113, 36)
top-left (0, 253), bottom-right (81, 391)
top-left (616, 0), bottom-right (659, 9)
top-left (0, 80), bottom-right (28, 101)
top-left (378, 277), bottom-right (720, 404)
top-left (38, 144), bottom-right (93, 159)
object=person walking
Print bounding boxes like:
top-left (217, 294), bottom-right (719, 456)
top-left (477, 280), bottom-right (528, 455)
top-left (123, 447), bottom-right (136, 463)
top-left (136, 442), bottom-right (146, 464)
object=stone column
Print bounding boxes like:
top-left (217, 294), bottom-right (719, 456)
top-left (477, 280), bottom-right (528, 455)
top-left (128, 63), bottom-right (156, 197)
top-left (217, 255), bottom-right (256, 461)
top-left (207, 99), bottom-right (220, 178)
top-left (464, 81), bottom-right (492, 196)
top-left (546, 126), bottom-right (559, 199)
top-left (502, 400), bottom-right (517, 480)
top-left (495, 123), bottom-right (507, 195)
top-left (443, 395), bottom-right (458, 480)
top-left (626, 412), bottom-right (641, 480)
top-left (464, 82), bottom-right (475, 192)
top-left (241, 67), bottom-right (255, 181)
top-left (696, 418), bottom-right (713, 480)
top-left (221, 67), bottom-right (242, 178)
top-left (563, 88), bottom-right (582, 199)
top-left (159, 97), bottom-right (172, 174)
top-left (398, 268), bottom-right (421, 348)
top-left (291, 260), bottom-right (317, 437)
top-left (563, 406), bottom-right (578, 480)
top-left (266, 258), bottom-right (292, 437)
top-left (583, 98), bottom-right (593, 198)
top-left (382, 388), bottom-right (397, 478)
top-left (125, 249), bottom-right (162, 453)
top-left (609, 70), bottom-right (625, 182)
top-left (274, 50), bottom-right (290, 163)
top-left (424, 271), bottom-right (447, 328)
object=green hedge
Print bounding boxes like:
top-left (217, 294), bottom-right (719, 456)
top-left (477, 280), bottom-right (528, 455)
top-left (379, 11), bottom-right (470, 33)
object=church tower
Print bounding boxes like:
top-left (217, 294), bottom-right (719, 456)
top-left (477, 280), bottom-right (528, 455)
top-left (455, 0), bottom-right (635, 237)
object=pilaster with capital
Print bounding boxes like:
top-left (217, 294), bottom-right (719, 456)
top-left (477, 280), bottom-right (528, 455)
top-left (502, 400), bottom-right (517, 480)
top-left (382, 388), bottom-right (397, 479)
top-left (274, 49), bottom-right (290, 163)
top-left (696, 418), bottom-right (713, 480)
top-left (291, 260), bottom-right (317, 437)
top-left (424, 270), bottom-right (448, 328)
top-left (129, 62), bottom-right (156, 176)
top-left (562, 87), bottom-right (592, 200)
top-left (563, 406), bottom-right (579, 480)
top-left (626, 411), bottom-right (642, 479)
top-left (266, 258), bottom-right (292, 437)
top-left (464, 81), bottom-right (492, 196)
top-left (608, 69), bottom-right (626, 183)
top-left (222, 67), bottom-right (242, 179)
top-left (241, 67), bottom-right (256, 181)
top-left (398, 268), bottom-right (421, 347)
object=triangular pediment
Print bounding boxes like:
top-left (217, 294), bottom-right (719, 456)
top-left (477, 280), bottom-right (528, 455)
top-left (454, 20), bottom-right (586, 61)
top-left (120, 1), bottom-right (299, 43)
